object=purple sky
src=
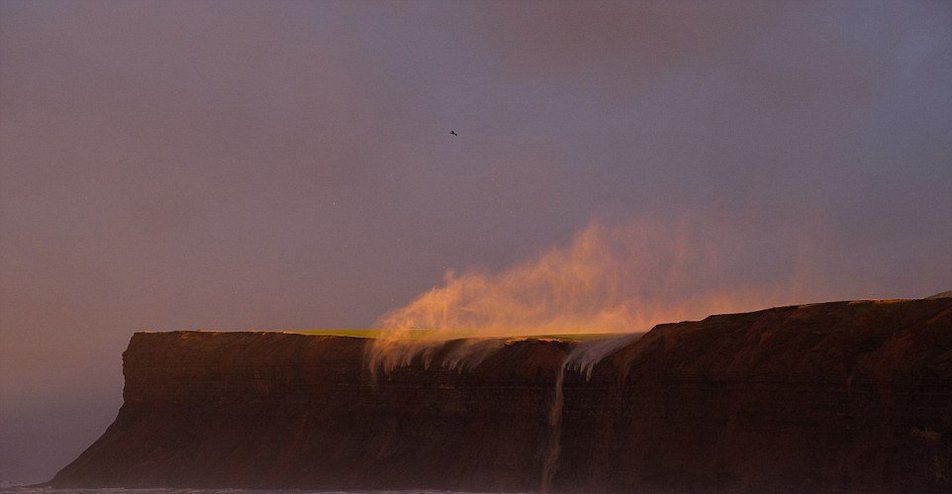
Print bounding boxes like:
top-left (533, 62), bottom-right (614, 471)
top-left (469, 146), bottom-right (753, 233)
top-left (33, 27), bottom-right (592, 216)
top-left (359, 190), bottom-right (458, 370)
top-left (2, 0), bottom-right (951, 483)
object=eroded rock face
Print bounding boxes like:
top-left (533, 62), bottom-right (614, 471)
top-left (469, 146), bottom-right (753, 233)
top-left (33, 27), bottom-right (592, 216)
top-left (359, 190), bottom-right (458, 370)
top-left (560, 299), bottom-right (952, 493)
top-left (51, 298), bottom-right (952, 493)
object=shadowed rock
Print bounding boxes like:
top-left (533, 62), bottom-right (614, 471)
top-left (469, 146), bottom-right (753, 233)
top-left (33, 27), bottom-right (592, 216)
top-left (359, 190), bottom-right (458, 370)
top-left (51, 297), bottom-right (952, 493)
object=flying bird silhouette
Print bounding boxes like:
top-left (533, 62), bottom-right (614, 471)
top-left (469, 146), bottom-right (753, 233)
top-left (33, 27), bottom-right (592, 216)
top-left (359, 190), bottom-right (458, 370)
top-left (449, 130), bottom-right (458, 136)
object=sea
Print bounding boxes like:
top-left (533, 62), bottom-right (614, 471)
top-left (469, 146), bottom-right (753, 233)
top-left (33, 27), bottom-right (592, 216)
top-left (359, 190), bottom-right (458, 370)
top-left (0, 488), bottom-right (529, 494)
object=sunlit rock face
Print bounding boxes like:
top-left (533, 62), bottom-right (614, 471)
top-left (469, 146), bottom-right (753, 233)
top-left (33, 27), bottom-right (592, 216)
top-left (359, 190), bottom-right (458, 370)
top-left (52, 297), bottom-right (952, 493)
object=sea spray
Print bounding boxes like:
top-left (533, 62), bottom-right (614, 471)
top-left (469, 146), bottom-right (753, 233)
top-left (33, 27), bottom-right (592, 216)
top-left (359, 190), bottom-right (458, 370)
top-left (368, 217), bottom-right (816, 376)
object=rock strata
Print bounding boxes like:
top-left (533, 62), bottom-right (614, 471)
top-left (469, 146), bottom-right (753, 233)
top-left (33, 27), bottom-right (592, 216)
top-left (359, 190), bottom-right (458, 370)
top-left (51, 297), bottom-right (952, 492)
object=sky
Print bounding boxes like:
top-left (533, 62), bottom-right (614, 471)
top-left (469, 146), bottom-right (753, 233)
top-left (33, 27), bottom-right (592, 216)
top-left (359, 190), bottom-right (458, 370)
top-left (2, 0), bottom-right (951, 483)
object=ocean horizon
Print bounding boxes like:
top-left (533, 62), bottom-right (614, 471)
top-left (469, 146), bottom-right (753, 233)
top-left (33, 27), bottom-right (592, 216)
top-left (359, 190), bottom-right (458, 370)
top-left (0, 487), bottom-right (532, 494)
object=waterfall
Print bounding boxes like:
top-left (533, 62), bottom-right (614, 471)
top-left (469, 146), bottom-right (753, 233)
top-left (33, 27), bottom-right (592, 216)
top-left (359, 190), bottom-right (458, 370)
top-left (541, 360), bottom-right (567, 493)
top-left (540, 334), bottom-right (642, 492)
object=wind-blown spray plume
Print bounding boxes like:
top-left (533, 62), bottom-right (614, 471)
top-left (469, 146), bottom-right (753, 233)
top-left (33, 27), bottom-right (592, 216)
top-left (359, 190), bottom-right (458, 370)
top-left (367, 217), bottom-right (822, 376)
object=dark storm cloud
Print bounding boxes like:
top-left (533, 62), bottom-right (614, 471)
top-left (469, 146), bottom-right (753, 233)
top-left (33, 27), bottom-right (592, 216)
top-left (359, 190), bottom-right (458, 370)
top-left (1, 0), bottom-right (950, 482)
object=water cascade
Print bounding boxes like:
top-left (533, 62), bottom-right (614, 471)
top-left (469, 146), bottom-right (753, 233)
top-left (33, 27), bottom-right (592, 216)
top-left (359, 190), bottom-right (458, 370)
top-left (540, 360), bottom-right (567, 493)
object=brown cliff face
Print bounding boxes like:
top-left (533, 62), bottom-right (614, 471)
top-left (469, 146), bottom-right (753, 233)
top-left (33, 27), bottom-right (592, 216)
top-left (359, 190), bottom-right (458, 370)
top-left (51, 298), bottom-right (952, 493)
top-left (559, 299), bottom-right (952, 493)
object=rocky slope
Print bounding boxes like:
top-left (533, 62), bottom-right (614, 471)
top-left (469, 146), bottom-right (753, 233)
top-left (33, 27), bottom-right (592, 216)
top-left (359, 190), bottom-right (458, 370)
top-left (51, 297), bottom-right (952, 492)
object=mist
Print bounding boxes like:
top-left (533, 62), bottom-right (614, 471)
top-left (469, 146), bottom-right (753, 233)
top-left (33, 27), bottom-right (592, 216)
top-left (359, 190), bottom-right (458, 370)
top-left (368, 214), bottom-right (833, 375)
top-left (2, 0), bottom-right (951, 483)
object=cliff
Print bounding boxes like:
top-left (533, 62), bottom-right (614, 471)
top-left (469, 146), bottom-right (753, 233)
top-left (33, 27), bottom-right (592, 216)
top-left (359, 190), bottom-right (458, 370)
top-left (51, 297), bottom-right (952, 492)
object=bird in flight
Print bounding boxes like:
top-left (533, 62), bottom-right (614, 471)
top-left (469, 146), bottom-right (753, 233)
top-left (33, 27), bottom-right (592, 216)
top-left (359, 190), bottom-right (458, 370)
top-left (449, 130), bottom-right (458, 136)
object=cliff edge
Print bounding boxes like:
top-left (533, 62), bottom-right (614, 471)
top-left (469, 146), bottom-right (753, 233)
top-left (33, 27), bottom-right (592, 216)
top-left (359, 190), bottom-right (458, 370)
top-left (51, 297), bottom-right (952, 492)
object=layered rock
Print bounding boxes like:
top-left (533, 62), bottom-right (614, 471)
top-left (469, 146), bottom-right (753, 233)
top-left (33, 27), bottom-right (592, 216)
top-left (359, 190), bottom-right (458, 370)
top-left (51, 297), bottom-right (952, 492)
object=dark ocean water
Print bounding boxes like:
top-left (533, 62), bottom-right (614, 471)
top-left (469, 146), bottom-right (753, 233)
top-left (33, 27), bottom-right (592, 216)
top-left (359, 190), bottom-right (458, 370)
top-left (0, 489), bottom-right (529, 494)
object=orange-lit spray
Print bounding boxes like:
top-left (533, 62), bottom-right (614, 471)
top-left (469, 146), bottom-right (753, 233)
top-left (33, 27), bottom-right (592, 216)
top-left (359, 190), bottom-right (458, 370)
top-left (366, 216), bottom-right (823, 377)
